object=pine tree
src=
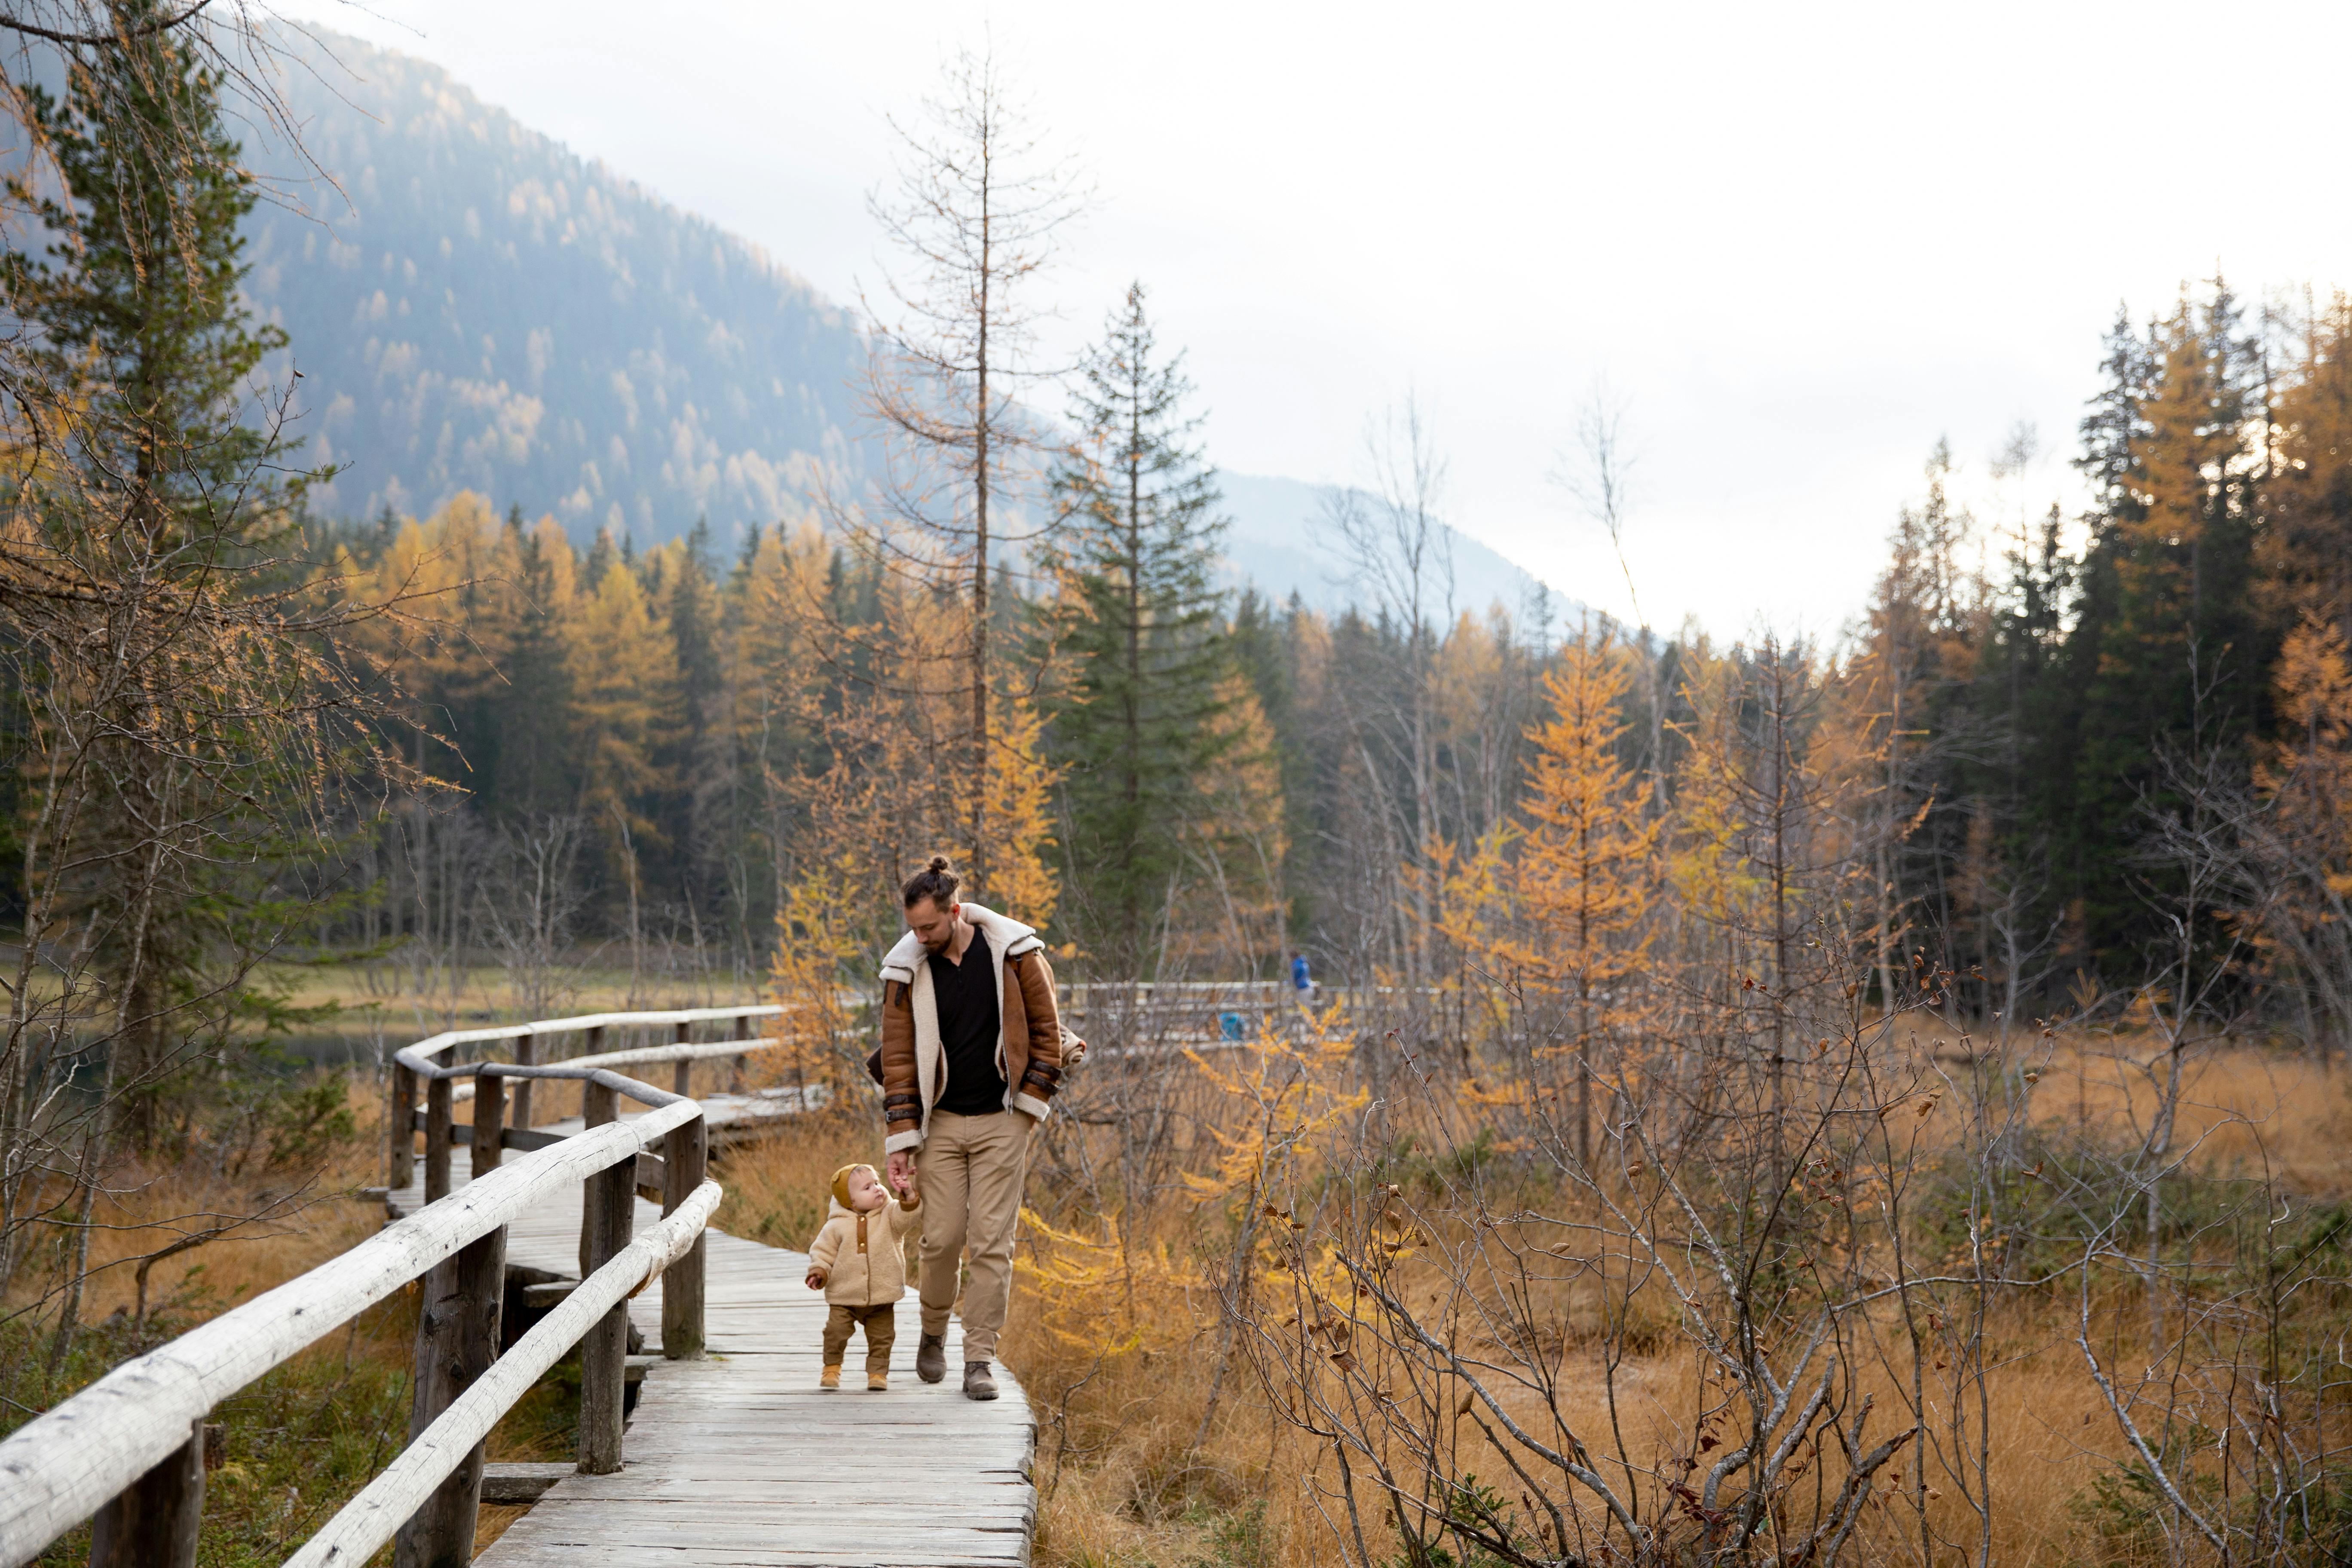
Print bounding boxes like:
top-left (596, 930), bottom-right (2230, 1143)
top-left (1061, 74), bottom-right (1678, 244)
top-left (2, 3), bottom-right (320, 1142)
top-left (488, 512), bottom-right (579, 822)
top-left (2066, 283), bottom-right (2266, 961)
top-left (582, 525), bottom-right (619, 596)
top-left (1044, 283), bottom-right (1235, 974)
top-left (658, 522), bottom-right (723, 899)
top-left (7, 4), bottom-right (285, 508)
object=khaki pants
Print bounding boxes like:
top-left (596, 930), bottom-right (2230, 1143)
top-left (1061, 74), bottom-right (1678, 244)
top-left (822, 1301), bottom-right (897, 1375)
top-left (916, 1108), bottom-right (1032, 1364)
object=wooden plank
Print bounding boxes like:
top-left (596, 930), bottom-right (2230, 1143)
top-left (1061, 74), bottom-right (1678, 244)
top-left (480, 1463), bottom-right (571, 1505)
top-left (507, 1481), bottom-right (1029, 1504)
top-left (478, 1549), bottom-right (1023, 1568)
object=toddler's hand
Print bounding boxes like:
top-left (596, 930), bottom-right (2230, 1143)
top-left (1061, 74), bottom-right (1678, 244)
top-left (804, 1269), bottom-right (827, 1290)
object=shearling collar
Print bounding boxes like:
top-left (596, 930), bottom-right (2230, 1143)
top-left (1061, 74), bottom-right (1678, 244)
top-left (878, 901), bottom-right (1041, 983)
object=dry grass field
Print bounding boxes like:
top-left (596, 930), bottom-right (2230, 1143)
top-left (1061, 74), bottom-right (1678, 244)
top-left (6, 1019), bottom-right (2345, 1567)
top-left (697, 1032), bottom-right (2352, 1568)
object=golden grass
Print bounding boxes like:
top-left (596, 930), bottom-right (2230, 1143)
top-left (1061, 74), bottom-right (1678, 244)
top-left (2031, 1038), bottom-right (2352, 1194)
top-left (991, 1036), bottom-right (2352, 1568)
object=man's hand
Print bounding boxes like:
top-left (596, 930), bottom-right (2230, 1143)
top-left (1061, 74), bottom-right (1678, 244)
top-left (886, 1148), bottom-right (917, 1198)
top-left (804, 1268), bottom-right (827, 1291)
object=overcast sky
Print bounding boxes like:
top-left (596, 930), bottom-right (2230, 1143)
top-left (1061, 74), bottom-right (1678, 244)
top-left (279, 0), bottom-right (2352, 640)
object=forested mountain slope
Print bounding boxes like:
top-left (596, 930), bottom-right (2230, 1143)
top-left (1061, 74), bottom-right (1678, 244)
top-left (241, 29), bottom-right (1556, 611)
top-left (244, 28), bottom-right (866, 543)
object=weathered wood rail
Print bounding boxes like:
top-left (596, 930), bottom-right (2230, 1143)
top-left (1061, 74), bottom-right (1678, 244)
top-left (0, 1005), bottom-right (776, 1568)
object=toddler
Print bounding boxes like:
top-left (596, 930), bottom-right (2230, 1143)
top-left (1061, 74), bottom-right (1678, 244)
top-left (804, 1162), bottom-right (921, 1390)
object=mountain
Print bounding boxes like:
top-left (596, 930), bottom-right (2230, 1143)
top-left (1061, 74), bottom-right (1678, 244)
top-left (242, 31), bottom-right (864, 541)
top-left (236, 29), bottom-right (1559, 613)
top-left (1218, 472), bottom-right (1553, 617)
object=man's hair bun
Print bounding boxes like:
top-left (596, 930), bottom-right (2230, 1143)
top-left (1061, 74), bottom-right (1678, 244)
top-left (903, 856), bottom-right (962, 909)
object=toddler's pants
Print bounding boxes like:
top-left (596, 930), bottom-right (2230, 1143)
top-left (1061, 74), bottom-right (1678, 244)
top-left (823, 1302), bottom-right (897, 1375)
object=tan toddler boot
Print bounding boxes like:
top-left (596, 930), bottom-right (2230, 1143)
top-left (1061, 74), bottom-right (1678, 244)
top-left (867, 1370), bottom-right (888, 1391)
top-left (819, 1364), bottom-right (841, 1390)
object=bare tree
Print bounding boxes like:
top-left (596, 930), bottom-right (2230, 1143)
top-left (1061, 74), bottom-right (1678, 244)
top-left (1318, 393), bottom-right (1455, 988)
top-left (1554, 376), bottom-right (1645, 632)
top-left (478, 814), bottom-right (589, 1019)
top-left (1553, 377), bottom-right (1668, 811)
top-left (846, 36), bottom-right (1087, 886)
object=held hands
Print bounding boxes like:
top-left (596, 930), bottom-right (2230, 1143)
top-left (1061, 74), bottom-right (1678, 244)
top-left (885, 1148), bottom-right (917, 1199)
top-left (804, 1268), bottom-right (827, 1291)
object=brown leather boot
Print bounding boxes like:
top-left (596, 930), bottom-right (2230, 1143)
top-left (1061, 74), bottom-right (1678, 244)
top-left (963, 1361), bottom-right (999, 1401)
top-left (916, 1332), bottom-right (946, 1384)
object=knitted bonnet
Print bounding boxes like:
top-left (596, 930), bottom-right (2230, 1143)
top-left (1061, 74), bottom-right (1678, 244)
top-left (831, 1162), bottom-right (878, 1209)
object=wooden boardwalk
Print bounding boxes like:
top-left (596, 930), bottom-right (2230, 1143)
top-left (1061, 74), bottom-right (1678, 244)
top-left (388, 1127), bottom-right (1037, 1567)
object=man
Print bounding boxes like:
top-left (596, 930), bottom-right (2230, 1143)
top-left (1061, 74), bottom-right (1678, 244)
top-left (876, 855), bottom-right (1065, 1400)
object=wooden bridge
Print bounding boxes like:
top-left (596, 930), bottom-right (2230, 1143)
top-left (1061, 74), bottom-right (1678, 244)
top-left (0, 1006), bottom-right (1038, 1568)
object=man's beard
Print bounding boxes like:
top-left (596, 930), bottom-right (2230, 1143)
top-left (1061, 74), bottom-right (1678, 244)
top-left (919, 927), bottom-right (954, 956)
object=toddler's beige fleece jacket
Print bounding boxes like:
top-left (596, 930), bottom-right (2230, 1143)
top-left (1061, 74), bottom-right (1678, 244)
top-left (807, 1192), bottom-right (921, 1308)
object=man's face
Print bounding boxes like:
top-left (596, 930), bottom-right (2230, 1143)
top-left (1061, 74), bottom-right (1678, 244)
top-left (907, 895), bottom-right (959, 955)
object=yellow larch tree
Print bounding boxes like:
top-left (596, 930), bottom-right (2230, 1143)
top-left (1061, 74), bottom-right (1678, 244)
top-left (567, 548), bottom-right (676, 969)
top-left (1506, 629), bottom-right (1659, 1166)
top-left (768, 761), bottom-right (898, 1099)
top-left (969, 684), bottom-right (1060, 931)
top-left (1179, 671), bottom-right (1291, 975)
top-left (2252, 614), bottom-right (2352, 1057)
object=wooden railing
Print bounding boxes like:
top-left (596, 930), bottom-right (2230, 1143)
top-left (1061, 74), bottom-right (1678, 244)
top-left (0, 1004), bottom-right (781, 1568)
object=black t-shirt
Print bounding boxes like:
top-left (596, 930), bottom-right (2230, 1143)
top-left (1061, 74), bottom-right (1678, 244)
top-left (928, 930), bottom-right (1008, 1116)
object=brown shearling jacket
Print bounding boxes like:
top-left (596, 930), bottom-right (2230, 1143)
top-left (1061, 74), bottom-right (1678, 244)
top-left (876, 902), bottom-right (1065, 1155)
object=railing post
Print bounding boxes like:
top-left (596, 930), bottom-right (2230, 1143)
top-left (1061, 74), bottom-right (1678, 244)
top-left (389, 1060), bottom-right (418, 1191)
top-left (473, 1065), bottom-right (507, 1174)
top-left (579, 1026), bottom-right (603, 1120)
top-left (729, 1012), bottom-right (748, 1094)
top-left (578, 1076), bottom-right (633, 1474)
top-left (661, 1108), bottom-right (708, 1359)
top-left (577, 1078), bottom-right (614, 1279)
top-left (394, 1223), bottom-right (506, 1568)
top-left (509, 1032), bottom-right (535, 1130)
top-left (88, 1415), bottom-right (203, 1568)
top-left (423, 1074), bottom-right (453, 1204)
